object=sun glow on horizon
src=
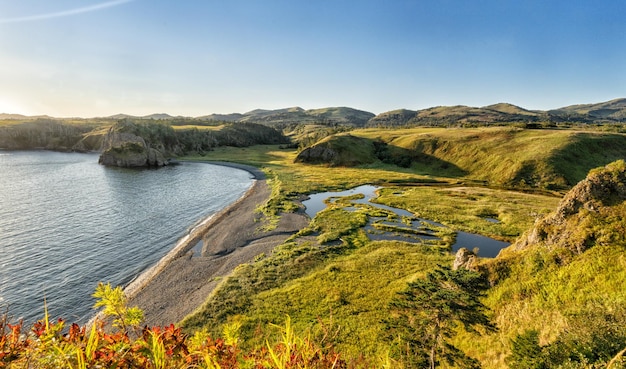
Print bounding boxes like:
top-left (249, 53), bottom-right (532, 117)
top-left (0, 98), bottom-right (32, 116)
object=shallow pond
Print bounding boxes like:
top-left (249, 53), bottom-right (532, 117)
top-left (302, 185), bottom-right (509, 258)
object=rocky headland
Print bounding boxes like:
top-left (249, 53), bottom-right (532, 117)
top-left (98, 121), bottom-right (169, 167)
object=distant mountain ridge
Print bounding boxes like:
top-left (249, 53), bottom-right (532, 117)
top-left (368, 99), bottom-right (626, 126)
top-left (200, 106), bottom-right (376, 127)
top-left (3, 98), bottom-right (626, 126)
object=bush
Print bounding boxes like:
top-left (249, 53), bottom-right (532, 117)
top-left (0, 286), bottom-right (349, 368)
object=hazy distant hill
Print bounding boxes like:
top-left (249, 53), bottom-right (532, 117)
top-left (366, 99), bottom-right (626, 126)
top-left (198, 107), bottom-right (374, 127)
top-left (5, 98), bottom-right (626, 127)
top-left (197, 113), bottom-right (244, 122)
top-left (548, 98), bottom-right (626, 121)
top-left (106, 113), bottom-right (181, 120)
top-left (305, 107), bottom-right (375, 126)
top-left (367, 109), bottom-right (418, 127)
top-left (367, 104), bottom-right (548, 127)
top-left (0, 113), bottom-right (53, 120)
top-left (0, 113), bottom-right (30, 120)
top-left (232, 106), bottom-right (375, 127)
top-left (483, 102), bottom-right (540, 116)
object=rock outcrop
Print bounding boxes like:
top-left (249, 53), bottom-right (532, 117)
top-left (453, 247), bottom-right (479, 271)
top-left (295, 145), bottom-right (339, 164)
top-left (513, 160), bottom-right (626, 253)
top-left (294, 134), bottom-right (378, 166)
top-left (98, 123), bottom-right (168, 167)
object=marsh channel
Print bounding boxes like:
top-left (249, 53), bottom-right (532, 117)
top-left (302, 185), bottom-right (509, 258)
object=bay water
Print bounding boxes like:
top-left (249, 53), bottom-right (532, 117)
top-left (0, 151), bottom-right (253, 325)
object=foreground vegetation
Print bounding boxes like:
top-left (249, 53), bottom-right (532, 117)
top-left (1, 284), bottom-right (347, 368)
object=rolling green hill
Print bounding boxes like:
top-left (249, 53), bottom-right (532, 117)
top-left (549, 98), bottom-right (626, 121)
top-left (237, 106), bottom-right (376, 127)
top-left (297, 127), bottom-right (626, 190)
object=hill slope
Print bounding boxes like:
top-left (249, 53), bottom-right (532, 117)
top-left (299, 127), bottom-right (626, 190)
top-left (236, 106), bottom-right (376, 127)
top-left (366, 98), bottom-right (626, 126)
top-left (550, 98), bottom-right (626, 121)
top-left (469, 160), bottom-right (626, 367)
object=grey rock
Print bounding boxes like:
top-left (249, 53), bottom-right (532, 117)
top-left (98, 126), bottom-right (168, 167)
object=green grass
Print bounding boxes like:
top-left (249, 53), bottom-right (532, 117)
top-left (373, 186), bottom-right (560, 241)
top-left (184, 144), bottom-right (291, 167)
top-left (352, 127), bottom-right (626, 189)
top-left (182, 239), bottom-right (453, 362)
top-left (455, 241), bottom-right (626, 368)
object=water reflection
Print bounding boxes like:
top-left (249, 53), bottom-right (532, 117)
top-left (302, 185), bottom-right (509, 258)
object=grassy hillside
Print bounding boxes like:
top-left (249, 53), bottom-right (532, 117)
top-left (550, 98), bottom-right (626, 121)
top-left (301, 127), bottom-right (626, 190)
top-left (465, 161), bottom-right (626, 368)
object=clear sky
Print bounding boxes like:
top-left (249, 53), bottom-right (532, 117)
top-left (1, 0), bottom-right (625, 117)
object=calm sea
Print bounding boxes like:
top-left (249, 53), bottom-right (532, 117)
top-left (0, 151), bottom-right (253, 325)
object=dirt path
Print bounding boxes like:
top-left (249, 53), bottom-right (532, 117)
top-left (126, 162), bottom-right (309, 327)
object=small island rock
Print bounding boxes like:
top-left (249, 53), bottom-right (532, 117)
top-left (98, 122), bottom-right (168, 168)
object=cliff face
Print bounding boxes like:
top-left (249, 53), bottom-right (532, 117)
top-left (513, 160), bottom-right (626, 253)
top-left (98, 125), bottom-right (168, 167)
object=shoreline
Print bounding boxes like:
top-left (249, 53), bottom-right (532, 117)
top-left (123, 160), bottom-right (309, 326)
top-left (123, 161), bottom-right (264, 300)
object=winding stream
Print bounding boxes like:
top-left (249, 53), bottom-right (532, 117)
top-left (302, 185), bottom-right (509, 257)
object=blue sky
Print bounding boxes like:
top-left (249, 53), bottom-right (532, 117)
top-left (1, 0), bottom-right (625, 117)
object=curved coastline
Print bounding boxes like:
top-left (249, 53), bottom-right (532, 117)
top-left (122, 161), bottom-right (310, 327)
top-left (123, 161), bottom-right (264, 300)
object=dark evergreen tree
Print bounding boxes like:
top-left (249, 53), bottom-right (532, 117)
top-left (507, 329), bottom-right (547, 369)
top-left (387, 265), bottom-right (496, 369)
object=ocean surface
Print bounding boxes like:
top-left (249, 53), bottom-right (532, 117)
top-left (0, 151), bottom-right (253, 325)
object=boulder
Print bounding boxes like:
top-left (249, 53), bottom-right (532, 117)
top-left (453, 247), bottom-right (478, 271)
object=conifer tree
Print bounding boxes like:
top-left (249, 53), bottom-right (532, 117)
top-left (387, 265), bottom-right (496, 369)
